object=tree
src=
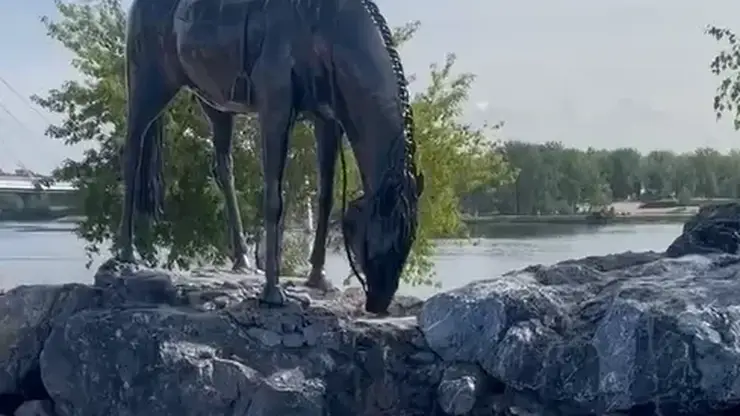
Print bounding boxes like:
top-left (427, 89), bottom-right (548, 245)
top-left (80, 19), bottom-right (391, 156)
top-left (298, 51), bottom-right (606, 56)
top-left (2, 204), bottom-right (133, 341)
top-left (602, 148), bottom-right (641, 200)
top-left (35, 0), bottom-right (511, 284)
top-left (469, 143), bottom-right (740, 216)
top-left (689, 148), bottom-right (721, 198)
top-left (640, 150), bottom-right (676, 198)
top-left (707, 25), bottom-right (740, 129)
top-left (400, 54), bottom-right (512, 284)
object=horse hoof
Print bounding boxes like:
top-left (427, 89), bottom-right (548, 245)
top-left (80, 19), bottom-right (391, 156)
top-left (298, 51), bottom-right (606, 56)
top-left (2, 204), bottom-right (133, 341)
top-left (259, 284), bottom-right (286, 306)
top-left (305, 268), bottom-right (333, 292)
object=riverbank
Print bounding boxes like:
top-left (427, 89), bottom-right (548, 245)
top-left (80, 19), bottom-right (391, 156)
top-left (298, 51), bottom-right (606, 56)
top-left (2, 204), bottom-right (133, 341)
top-left (464, 201), bottom-right (698, 225)
top-left (463, 212), bottom-right (693, 225)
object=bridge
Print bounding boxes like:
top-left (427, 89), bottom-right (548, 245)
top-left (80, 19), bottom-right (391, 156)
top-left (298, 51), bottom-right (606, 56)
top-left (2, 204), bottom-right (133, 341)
top-left (0, 175), bottom-right (75, 193)
top-left (0, 175), bottom-right (77, 220)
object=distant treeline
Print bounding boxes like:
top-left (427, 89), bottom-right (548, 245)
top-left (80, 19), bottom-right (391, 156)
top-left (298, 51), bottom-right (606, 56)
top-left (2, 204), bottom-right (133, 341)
top-left (462, 141), bottom-right (740, 215)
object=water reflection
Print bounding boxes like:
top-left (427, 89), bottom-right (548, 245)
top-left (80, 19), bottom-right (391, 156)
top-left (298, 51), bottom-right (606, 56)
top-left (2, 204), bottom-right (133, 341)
top-left (468, 222), bottom-right (608, 238)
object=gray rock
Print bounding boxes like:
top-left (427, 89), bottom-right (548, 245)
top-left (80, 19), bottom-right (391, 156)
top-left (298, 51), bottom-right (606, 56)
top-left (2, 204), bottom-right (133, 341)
top-left (282, 333), bottom-right (306, 348)
top-left (8, 267), bottom-right (432, 415)
top-left (420, 251), bottom-right (740, 414)
top-left (437, 363), bottom-right (484, 415)
top-left (0, 284), bottom-right (102, 395)
top-left (680, 201), bottom-right (740, 234)
top-left (667, 202), bottom-right (740, 257)
top-left (247, 327), bottom-right (283, 347)
top-left (247, 368), bottom-right (325, 416)
top-left (408, 351), bottom-right (437, 364)
top-left (40, 308), bottom-right (259, 416)
top-left (14, 400), bottom-right (54, 416)
top-left (301, 324), bottom-right (323, 346)
top-left (6, 245), bottom-right (740, 415)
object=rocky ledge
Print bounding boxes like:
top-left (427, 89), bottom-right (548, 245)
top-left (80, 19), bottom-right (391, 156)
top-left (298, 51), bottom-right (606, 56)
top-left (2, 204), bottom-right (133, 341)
top-left (3, 206), bottom-right (740, 415)
top-left (0, 253), bottom-right (738, 416)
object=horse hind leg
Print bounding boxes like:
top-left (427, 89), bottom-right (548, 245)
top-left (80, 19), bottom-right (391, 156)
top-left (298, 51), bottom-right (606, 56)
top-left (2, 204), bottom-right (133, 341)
top-left (306, 116), bottom-right (342, 291)
top-left (198, 100), bottom-right (254, 273)
top-left (117, 67), bottom-right (178, 264)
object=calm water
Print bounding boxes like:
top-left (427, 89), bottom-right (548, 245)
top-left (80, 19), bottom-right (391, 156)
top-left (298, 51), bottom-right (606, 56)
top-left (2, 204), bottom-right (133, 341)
top-left (0, 222), bottom-right (682, 299)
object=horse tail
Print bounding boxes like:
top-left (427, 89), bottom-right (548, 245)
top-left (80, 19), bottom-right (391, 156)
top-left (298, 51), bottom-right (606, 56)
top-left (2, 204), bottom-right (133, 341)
top-left (134, 116), bottom-right (165, 219)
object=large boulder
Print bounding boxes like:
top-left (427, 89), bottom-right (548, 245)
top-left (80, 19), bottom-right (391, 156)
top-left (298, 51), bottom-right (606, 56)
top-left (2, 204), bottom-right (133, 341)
top-left (667, 202), bottom-right (740, 257)
top-left (0, 266), bottom-right (434, 416)
top-left (420, 250), bottom-right (740, 415)
top-left (0, 283), bottom-right (103, 414)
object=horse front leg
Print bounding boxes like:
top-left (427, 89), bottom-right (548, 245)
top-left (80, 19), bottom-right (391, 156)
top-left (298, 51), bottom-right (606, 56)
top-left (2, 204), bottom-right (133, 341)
top-left (199, 100), bottom-right (254, 272)
top-left (306, 117), bottom-right (342, 291)
top-left (256, 91), bottom-right (296, 306)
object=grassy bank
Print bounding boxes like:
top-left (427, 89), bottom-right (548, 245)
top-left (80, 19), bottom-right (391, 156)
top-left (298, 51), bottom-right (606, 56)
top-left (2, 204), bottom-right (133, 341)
top-left (462, 213), bottom-right (692, 226)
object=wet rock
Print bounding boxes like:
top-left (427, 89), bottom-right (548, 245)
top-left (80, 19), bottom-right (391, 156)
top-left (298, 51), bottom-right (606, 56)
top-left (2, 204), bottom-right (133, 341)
top-left (3, 245), bottom-right (740, 415)
top-left (40, 308), bottom-right (260, 416)
top-left (681, 201), bottom-right (740, 234)
top-left (247, 368), bottom-right (325, 416)
top-left (13, 400), bottom-right (54, 416)
top-left (0, 284), bottom-right (102, 395)
top-left (667, 202), bottom-right (740, 257)
top-left (281, 333), bottom-right (305, 348)
top-left (420, 251), bottom-right (740, 414)
top-left (247, 327), bottom-right (282, 347)
top-left (0, 266), bottom-right (431, 415)
top-left (437, 363), bottom-right (485, 415)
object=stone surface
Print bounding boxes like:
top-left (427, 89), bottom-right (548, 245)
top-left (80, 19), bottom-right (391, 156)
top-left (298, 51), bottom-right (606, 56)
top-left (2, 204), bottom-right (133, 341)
top-left (13, 400), bottom-right (54, 416)
top-left (420, 250), bottom-right (740, 415)
top-left (667, 202), bottom-right (740, 257)
top-left (2, 232), bottom-right (740, 414)
top-left (247, 368), bottom-right (326, 416)
top-left (0, 266), bottom-right (438, 416)
top-left (437, 363), bottom-right (485, 415)
top-left (0, 284), bottom-right (103, 396)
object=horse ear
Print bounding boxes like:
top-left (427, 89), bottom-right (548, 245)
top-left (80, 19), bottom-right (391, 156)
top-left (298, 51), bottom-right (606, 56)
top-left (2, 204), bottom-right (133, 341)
top-left (415, 172), bottom-right (424, 197)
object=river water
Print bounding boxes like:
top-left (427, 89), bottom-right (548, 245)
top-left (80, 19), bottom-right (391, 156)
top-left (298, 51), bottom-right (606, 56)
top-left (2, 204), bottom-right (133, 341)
top-left (0, 222), bottom-right (683, 298)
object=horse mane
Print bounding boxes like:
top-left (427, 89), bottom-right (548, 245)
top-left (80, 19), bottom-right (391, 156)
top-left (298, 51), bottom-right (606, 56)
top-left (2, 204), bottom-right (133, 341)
top-left (359, 0), bottom-right (419, 181)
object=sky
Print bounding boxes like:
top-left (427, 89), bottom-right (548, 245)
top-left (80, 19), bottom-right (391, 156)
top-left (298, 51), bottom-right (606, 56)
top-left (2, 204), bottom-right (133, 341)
top-left (1, 0), bottom-right (740, 173)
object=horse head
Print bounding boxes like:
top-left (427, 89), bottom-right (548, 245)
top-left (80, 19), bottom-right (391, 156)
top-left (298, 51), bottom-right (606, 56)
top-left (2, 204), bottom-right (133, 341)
top-left (343, 171), bottom-right (423, 314)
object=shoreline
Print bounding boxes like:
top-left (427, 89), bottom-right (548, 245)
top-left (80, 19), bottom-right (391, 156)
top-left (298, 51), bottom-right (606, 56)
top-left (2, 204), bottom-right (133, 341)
top-left (462, 213), bottom-right (693, 225)
top-left (3, 214), bottom-right (694, 227)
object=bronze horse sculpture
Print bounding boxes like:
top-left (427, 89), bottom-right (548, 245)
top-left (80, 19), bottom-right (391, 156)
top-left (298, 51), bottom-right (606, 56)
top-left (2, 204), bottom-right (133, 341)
top-left (118, 0), bottom-right (424, 313)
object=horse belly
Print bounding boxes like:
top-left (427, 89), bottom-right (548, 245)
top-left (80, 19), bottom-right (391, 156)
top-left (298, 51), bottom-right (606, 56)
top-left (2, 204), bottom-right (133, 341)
top-left (173, 0), bottom-right (258, 109)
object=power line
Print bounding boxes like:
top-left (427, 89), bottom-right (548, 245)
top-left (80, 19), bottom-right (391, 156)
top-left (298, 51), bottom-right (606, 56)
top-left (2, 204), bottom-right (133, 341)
top-left (0, 74), bottom-right (54, 125)
top-left (0, 96), bottom-right (45, 177)
top-left (0, 119), bottom-right (34, 177)
top-left (0, 75), bottom-right (63, 177)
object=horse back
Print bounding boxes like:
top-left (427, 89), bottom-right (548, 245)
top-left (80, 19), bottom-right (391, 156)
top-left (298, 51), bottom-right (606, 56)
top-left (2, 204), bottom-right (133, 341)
top-left (144, 0), bottom-right (397, 114)
top-left (172, 0), bottom-right (268, 110)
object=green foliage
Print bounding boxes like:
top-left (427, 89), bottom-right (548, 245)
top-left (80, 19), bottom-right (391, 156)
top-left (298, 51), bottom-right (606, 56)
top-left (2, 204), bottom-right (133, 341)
top-left (707, 25), bottom-right (740, 129)
top-left (463, 143), bottom-right (740, 216)
top-left (34, 0), bottom-right (512, 284)
top-left (677, 186), bottom-right (693, 206)
top-left (401, 53), bottom-right (513, 285)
